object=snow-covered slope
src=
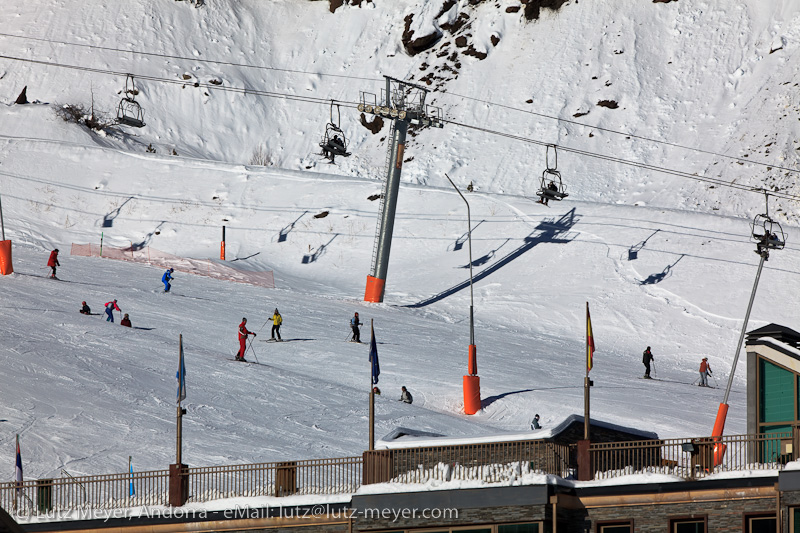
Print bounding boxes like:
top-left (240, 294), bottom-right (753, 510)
top-left (0, 0), bottom-right (798, 479)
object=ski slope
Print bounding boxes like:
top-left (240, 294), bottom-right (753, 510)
top-left (0, 0), bottom-right (799, 480)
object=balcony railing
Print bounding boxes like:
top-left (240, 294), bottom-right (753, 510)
top-left (1, 457), bottom-right (361, 517)
top-left (590, 430), bottom-right (792, 480)
top-left (1, 431), bottom-right (791, 517)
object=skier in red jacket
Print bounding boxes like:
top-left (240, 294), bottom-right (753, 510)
top-left (47, 249), bottom-right (60, 279)
top-left (236, 318), bottom-right (256, 361)
top-left (104, 299), bottom-right (121, 322)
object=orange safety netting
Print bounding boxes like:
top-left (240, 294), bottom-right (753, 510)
top-left (70, 244), bottom-right (275, 289)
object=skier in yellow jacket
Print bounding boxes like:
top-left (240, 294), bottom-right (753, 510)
top-left (269, 308), bottom-right (283, 341)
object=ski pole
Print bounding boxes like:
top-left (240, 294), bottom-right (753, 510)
top-left (247, 337), bottom-right (260, 364)
top-left (652, 361), bottom-right (657, 378)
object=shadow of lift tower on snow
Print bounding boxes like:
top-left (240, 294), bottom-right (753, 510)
top-left (407, 207), bottom-right (580, 308)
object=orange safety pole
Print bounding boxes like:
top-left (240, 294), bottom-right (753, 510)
top-left (0, 240), bottom-right (13, 275)
top-left (220, 226), bottom-right (226, 261)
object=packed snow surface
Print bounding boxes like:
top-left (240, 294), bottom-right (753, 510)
top-left (0, 0), bottom-right (799, 484)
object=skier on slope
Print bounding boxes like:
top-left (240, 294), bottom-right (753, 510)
top-left (269, 308), bottom-right (282, 341)
top-left (104, 299), bottom-right (121, 323)
top-left (79, 301), bottom-right (91, 315)
top-left (350, 312), bottom-right (362, 343)
top-left (642, 346), bottom-right (654, 379)
top-left (236, 317), bottom-right (256, 361)
top-left (47, 248), bottom-right (60, 279)
top-left (531, 414), bottom-right (541, 430)
top-left (699, 357), bottom-right (713, 387)
top-left (120, 314), bottom-right (132, 328)
top-left (162, 268), bottom-right (174, 293)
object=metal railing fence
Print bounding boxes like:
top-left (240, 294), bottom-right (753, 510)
top-left (590, 430), bottom-right (792, 480)
top-left (0, 469), bottom-right (168, 517)
top-left (2, 431), bottom-right (792, 517)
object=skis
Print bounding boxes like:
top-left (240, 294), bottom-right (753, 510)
top-left (230, 358), bottom-right (269, 367)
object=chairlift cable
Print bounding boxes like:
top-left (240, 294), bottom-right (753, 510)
top-left (446, 118), bottom-right (800, 202)
top-left (447, 91), bottom-right (800, 177)
top-left (2, 53), bottom-right (799, 203)
top-left (0, 32), bottom-right (383, 82)
top-left (2, 33), bottom-right (798, 176)
top-left (0, 54), bottom-right (361, 109)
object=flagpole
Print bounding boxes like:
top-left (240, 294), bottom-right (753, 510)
top-left (15, 434), bottom-right (21, 511)
top-left (177, 334), bottom-right (183, 465)
top-left (584, 302), bottom-right (591, 440)
top-left (369, 319), bottom-right (375, 451)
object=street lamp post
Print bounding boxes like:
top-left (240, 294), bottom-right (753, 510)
top-left (444, 173), bottom-right (481, 414)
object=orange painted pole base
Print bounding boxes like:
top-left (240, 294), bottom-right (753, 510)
top-left (364, 275), bottom-right (385, 303)
top-left (0, 240), bottom-right (13, 275)
top-left (220, 241), bottom-right (226, 261)
top-left (711, 403), bottom-right (729, 466)
top-left (463, 375), bottom-right (481, 415)
top-left (468, 344), bottom-right (477, 375)
top-left (712, 403), bottom-right (729, 437)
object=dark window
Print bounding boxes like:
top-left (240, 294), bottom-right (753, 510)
top-left (793, 507), bottom-right (800, 533)
top-left (598, 523), bottom-right (632, 533)
top-left (499, 524), bottom-right (540, 533)
top-left (746, 514), bottom-right (777, 533)
top-left (671, 518), bottom-right (705, 533)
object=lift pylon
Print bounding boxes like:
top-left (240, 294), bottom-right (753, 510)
top-left (361, 76), bottom-right (443, 303)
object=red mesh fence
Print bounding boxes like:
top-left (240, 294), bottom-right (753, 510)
top-left (70, 244), bottom-right (275, 289)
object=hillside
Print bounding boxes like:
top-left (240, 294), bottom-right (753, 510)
top-left (0, 0), bottom-right (798, 479)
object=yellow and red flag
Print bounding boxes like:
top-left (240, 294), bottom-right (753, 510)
top-left (587, 303), bottom-right (595, 372)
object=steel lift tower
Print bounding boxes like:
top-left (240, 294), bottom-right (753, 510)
top-left (360, 76), bottom-right (443, 303)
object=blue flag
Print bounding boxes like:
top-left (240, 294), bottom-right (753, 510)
top-left (177, 340), bottom-right (186, 403)
top-left (129, 457), bottom-right (135, 497)
top-left (369, 322), bottom-right (380, 385)
top-left (15, 434), bottom-right (23, 496)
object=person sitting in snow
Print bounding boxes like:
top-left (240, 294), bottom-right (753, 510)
top-left (79, 301), bottom-right (91, 315)
top-left (120, 314), bottom-right (132, 328)
top-left (399, 386), bottom-right (413, 404)
top-left (531, 414), bottom-right (541, 430)
top-left (104, 299), bottom-right (121, 323)
top-left (162, 268), bottom-right (174, 293)
top-left (372, 386), bottom-right (381, 396)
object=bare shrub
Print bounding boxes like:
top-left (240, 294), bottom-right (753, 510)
top-left (55, 103), bottom-right (115, 131)
top-left (249, 145), bottom-right (273, 166)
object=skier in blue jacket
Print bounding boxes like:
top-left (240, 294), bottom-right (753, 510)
top-left (162, 268), bottom-right (174, 292)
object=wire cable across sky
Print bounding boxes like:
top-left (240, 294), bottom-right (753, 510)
top-left (1, 50), bottom-right (798, 203)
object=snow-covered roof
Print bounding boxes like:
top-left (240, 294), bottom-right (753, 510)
top-left (376, 414), bottom-right (658, 449)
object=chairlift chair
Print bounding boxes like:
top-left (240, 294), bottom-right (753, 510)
top-left (116, 75), bottom-right (145, 128)
top-left (319, 100), bottom-right (351, 163)
top-left (536, 169), bottom-right (568, 203)
top-left (319, 123), bottom-right (350, 162)
top-left (751, 213), bottom-right (786, 256)
top-left (117, 99), bottom-right (145, 128)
